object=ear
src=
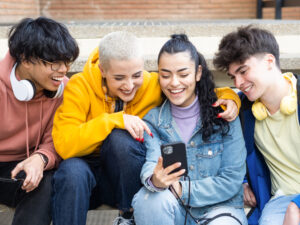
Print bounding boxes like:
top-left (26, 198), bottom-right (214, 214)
top-left (196, 65), bottom-right (202, 82)
top-left (265, 54), bottom-right (276, 70)
top-left (98, 63), bottom-right (106, 78)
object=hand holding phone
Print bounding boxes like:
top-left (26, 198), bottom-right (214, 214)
top-left (151, 142), bottom-right (188, 189)
top-left (160, 142), bottom-right (188, 176)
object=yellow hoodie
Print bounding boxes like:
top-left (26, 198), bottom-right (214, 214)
top-left (53, 48), bottom-right (240, 159)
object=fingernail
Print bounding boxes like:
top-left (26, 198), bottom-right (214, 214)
top-left (150, 133), bottom-right (153, 138)
top-left (135, 138), bottom-right (139, 141)
top-left (141, 138), bottom-right (144, 143)
top-left (212, 102), bottom-right (217, 106)
top-left (217, 113), bottom-right (222, 118)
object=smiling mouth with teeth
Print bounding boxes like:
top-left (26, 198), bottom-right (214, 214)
top-left (243, 85), bottom-right (252, 93)
top-left (121, 89), bottom-right (133, 95)
top-left (52, 77), bottom-right (64, 81)
top-left (170, 89), bottom-right (184, 94)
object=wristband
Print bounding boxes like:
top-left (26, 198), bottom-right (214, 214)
top-left (38, 153), bottom-right (48, 168)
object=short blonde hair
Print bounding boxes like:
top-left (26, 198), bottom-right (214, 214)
top-left (99, 31), bottom-right (143, 72)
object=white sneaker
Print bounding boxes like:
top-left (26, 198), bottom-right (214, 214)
top-left (112, 216), bottom-right (135, 225)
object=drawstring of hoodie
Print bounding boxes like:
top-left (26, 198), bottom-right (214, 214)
top-left (25, 101), bottom-right (43, 158)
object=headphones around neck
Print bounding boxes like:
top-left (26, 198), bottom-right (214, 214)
top-left (252, 72), bottom-right (297, 120)
top-left (10, 63), bottom-right (64, 101)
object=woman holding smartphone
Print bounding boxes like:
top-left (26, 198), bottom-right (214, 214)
top-left (132, 34), bottom-right (247, 225)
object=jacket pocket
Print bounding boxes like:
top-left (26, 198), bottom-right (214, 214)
top-left (195, 142), bottom-right (223, 177)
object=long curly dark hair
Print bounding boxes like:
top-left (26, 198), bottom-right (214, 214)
top-left (158, 34), bottom-right (229, 142)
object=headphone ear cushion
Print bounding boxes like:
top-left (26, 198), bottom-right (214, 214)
top-left (280, 94), bottom-right (297, 115)
top-left (25, 79), bottom-right (36, 98)
top-left (14, 79), bottom-right (36, 101)
top-left (10, 64), bottom-right (36, 101)
top-left (53, 82), bottom-right (64, 98)
top-left (43, 82), bottom-right (64, 99)
top-left (252, 101), bottom-right (268, 121)
top-left (280, 72), bottom-right (297, 115)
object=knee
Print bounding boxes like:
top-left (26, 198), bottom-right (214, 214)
top-left (133, 187), bottom-right (178, 215)
top-left (106, 129), bottom-right (132, 146)
top-left (207, 207), bottom-right (247, 225)
top-left (53, 158), bottom-right (95, 191)
top-left (103, 129), bottom-right (145, 163)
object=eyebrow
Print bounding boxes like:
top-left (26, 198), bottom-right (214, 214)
top-left (133, 71), bottom-right (143, 76)
top-left (160, 68), bottom-right (189, 73)
top-left (113, 71), bottom-right (143, 77)
top-left (113, 74), bottom-right (125, 78)
top-left (227, 65), bottom-right (247, 77)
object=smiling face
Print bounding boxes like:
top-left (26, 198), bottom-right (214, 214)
top-left (19, 59), bottom-right (68, 94)
top-left (100, 58), bottom-right (144, 103)
top-left (227, 54), bottom-right (274, 102)
top-left (158, 52), bottom-right (201, 107)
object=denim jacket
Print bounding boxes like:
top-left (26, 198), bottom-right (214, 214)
top-left (141, 100), bottom-right (247, 216)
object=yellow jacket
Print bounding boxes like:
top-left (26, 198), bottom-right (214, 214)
top-left (53, 48), bottom-right (240, 159)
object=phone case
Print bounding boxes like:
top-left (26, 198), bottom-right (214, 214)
top-left (160, 142), bottom-right (188, 176)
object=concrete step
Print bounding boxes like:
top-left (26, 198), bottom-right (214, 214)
top-left (1, 19), bottom-right (300, 86)
top-left (0, 204), bottom-right (118, 225)
top-left (2, 19), bottom-right (300, 39)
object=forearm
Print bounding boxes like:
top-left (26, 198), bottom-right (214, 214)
top-left (53, 112), bottom-right (124, 159)
top-left (215, 87), bottom-right (241, 109)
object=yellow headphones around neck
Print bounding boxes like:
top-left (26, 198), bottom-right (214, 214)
top-left (252, 72), bottom-right (297, 121)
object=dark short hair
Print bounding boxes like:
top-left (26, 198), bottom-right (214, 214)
top-left (8, 17), bottom-right (79, 64)
top-left (213, 25), bottom-right (280, 71)
top-left (158, 34), bottom-right (229, 141)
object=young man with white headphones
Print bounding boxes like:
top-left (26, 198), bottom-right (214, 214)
top-left (213, 26), bottom-right (300, 225)
top-left (0, 17), bottom-right (79, 225)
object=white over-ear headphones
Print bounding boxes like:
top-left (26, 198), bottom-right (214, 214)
top-left (10, 63), bottom-right (64, 101)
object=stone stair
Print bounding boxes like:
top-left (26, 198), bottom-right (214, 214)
top-left (1, 19), bottom-right (300, 87)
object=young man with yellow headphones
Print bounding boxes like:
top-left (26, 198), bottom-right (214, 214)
top-left (0, 17), bottom-right (78, 225)
top-left (213, 26), bottom-right (300, 225)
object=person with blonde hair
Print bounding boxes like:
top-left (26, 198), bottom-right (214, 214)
top-left (52, 31), bottom-right (241, 225)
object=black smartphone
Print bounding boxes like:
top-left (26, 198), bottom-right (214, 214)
top-left (160, 142), bottom-right (188, 176)
top-left (0, 177), bottom-right (24, 183)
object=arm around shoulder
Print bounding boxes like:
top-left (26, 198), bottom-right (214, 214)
top-left (215, 87), bottom-right (241, 110)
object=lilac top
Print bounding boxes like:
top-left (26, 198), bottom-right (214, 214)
top-left (171, 96), bottom-right (200, 144)
top-left (146, 96), bottom-right (200, 190)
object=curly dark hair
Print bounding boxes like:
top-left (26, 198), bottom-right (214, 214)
top-left (213, 25), bottom-right (280, 72)
top-left (158, 34), bottom-right (229, 142)
top-left (8, 17), bottom-right (79, 64)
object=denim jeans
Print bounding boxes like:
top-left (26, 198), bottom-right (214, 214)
top-left (133, 187), bottom-right (248, 225)
top-left (259, 194), bottom-right (299, 225)
top-left (0, 161), bottom-right (53, 225)
top-left (52, 129), bottom-right (146, 225)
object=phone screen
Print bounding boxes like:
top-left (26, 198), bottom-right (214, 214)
top-left (161, 142), bottom-right (188, 176)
